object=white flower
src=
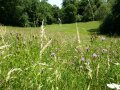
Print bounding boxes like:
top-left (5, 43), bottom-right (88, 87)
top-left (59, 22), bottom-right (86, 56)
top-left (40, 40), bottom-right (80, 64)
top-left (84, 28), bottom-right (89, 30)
top-left (50, 52), bottom-right (56, 57)
top-left (101, 36), bottom-right (106, 41)
top-left (107, 83), bottom-right (120, 89)
top-left (81, 57), bottom-right (85, 61)
top-left (107, 84), bottom-right (116, 89)
top-left (102, 49), bottom-right (108, 53)
top-left (114, 63), bottom-right (120, 66)
top-left (93, 53), bottom-right (98, 58)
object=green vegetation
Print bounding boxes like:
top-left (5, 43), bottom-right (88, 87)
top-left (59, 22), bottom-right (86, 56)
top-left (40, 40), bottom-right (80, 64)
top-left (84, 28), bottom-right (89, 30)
top-left (99, 0), bottom-right (120, 35)
top-left (0, 0), bottom-right (59, 26)
top-left (0, 0), bottom-right (120, 89)
top-left (0, 0), bottom-right (111, 26)
top-left (0, 21), bottom-right (120, 90)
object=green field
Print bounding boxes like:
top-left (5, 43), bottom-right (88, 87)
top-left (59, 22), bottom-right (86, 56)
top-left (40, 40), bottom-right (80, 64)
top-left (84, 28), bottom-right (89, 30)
top-left (0, 21), bottom-right (120, 90)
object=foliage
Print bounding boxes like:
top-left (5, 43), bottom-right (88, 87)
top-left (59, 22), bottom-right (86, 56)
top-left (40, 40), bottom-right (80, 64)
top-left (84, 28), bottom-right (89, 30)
top-left (62, 0), bottom-right (78, 7)
top-left (0, 22), bottom-right (120, 89)
top-left (52, 5), bottom-right (60, 24)
top-left (0, 0), bottom-right (25, 26)
top-left (0, 0), bottom-right (113, 26)
top-left (95, 3), bottom-right (110, 20)
top-left (0, 0), bottom-right (55, 26)
top-left (62, 4), bottom-right (77, 23)
top-left (19, 13), bottom-right (30, 27)
top-left (99, 0), bottom-right (120, 35)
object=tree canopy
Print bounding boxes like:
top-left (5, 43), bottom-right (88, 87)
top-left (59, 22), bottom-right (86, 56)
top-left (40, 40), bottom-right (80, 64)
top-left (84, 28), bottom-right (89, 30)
top-left (0, 0), bottom-right (112, 27)
top-left (99, 0), bottom-right (120, 35)
top-left (0, 0), bottom-right (59, 26)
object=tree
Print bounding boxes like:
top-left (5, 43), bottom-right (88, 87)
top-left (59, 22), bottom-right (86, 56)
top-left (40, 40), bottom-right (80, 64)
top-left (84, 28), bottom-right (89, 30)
top-left (0, 0), bottom-right (25, 26)
top-left (62, 4), bottom-right (77, 23)
top-left (99, 0), bottom-right (120, 35)
top-left (62, 0), bottom-right (78, 7)
top-left (52, 5), bottom-right (61, 23)
top-left (77, 0), bottom-right (107, 21)
top-left (0, 0), bottom-right (56, 26)
top-left (39, 1), bottom-right (54, 25)
top-left (95, 3), bottom-right (110, 20)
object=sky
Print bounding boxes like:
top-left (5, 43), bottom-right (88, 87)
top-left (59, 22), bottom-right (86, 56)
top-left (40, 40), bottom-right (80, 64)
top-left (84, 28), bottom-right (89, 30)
top-left (48, 0), bottom-right (62, 8)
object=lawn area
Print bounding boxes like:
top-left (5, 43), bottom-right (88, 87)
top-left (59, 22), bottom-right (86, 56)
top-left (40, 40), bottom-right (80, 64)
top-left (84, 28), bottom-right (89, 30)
top-left (0, 21), bottom-right (120, 90)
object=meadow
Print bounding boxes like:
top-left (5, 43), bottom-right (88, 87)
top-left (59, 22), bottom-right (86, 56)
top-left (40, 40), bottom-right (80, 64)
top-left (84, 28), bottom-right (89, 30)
top-left (0, 21), bottom-right (120, 90)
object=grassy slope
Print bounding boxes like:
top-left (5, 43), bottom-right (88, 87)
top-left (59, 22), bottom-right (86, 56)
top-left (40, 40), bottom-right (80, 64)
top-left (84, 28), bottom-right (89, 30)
top-left (0, 21), bottom-right (120, 90)
top-left (4, 21), bottom-right (100, 43)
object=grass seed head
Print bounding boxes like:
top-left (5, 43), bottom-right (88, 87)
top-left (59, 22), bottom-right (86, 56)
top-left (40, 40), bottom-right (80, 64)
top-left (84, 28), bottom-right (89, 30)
top-left (6, 68), bottom-right (22, 82)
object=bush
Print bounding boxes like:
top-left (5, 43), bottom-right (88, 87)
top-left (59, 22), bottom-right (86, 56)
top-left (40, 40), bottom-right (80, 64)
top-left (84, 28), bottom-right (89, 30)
top-left (95, 4), bottom-right (110, 20)
top-left (99, 14), bottom-right (114, 35)
top-left (99, 0), bottom-right (120, 35)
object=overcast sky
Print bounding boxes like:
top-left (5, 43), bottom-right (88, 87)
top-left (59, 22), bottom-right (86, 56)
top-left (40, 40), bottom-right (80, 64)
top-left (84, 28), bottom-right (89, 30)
top-left (48, 0), bottom-right (62, 8)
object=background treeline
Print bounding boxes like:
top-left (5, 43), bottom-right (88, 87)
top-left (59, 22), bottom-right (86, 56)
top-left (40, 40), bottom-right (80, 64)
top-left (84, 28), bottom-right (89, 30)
top-left (99, 0), bottom-right (120, 35)
top-left (62, 0), bottom-right (112, 23)
top-left (0, 0), bottom-right (59, 27)
top-left (0, 0), bottom-right (114, 27)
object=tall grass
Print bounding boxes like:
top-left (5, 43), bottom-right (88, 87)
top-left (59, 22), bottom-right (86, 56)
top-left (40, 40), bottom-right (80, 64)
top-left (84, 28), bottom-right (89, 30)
top-left (0, 23), bottom-right (120, 90)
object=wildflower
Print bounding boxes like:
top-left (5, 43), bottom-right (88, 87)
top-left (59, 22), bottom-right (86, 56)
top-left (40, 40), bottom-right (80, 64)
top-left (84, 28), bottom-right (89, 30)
top-left (81, 57), bottom-right (85, 61)
top-left (80, 66), bottom-right (83, 69)
top-left (93, 53), bottom-right (98, 58)
top-left (107, 83), bottom-right (120, 89)
top-left (51, 52), bottom-right (56, 57)
top-left (86, 47), bottom-right (89, 52)
top-left (87, 59), bottom-right (90, 65)
top-left (101, 36), bottom-right (106, 41)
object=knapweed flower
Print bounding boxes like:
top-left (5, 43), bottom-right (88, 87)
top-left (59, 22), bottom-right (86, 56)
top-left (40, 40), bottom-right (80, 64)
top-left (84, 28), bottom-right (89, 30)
top-left (86, 47), bottom-right (89, 52)
top-left (107, 83), bottom-right (120, 89)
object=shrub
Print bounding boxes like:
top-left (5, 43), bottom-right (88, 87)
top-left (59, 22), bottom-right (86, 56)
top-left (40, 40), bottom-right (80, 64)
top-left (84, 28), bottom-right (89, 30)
top-left (99, 0), bottom-right (120, 35)
top-left (95, 4), bottom-right (110, 20)
top-left (99, 14), bottom-right (114, 35)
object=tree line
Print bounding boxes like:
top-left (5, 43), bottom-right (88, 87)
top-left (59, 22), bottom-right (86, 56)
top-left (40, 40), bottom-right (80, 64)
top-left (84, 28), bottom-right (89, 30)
top-left (99, 0), bottom-right (120, 35)
top-left (0, 0), bottom-right (114, 27)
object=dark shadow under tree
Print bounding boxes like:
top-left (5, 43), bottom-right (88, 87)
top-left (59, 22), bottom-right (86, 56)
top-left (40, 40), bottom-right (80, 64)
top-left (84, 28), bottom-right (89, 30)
top-left (99, 0), bottom-right (120, 35)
